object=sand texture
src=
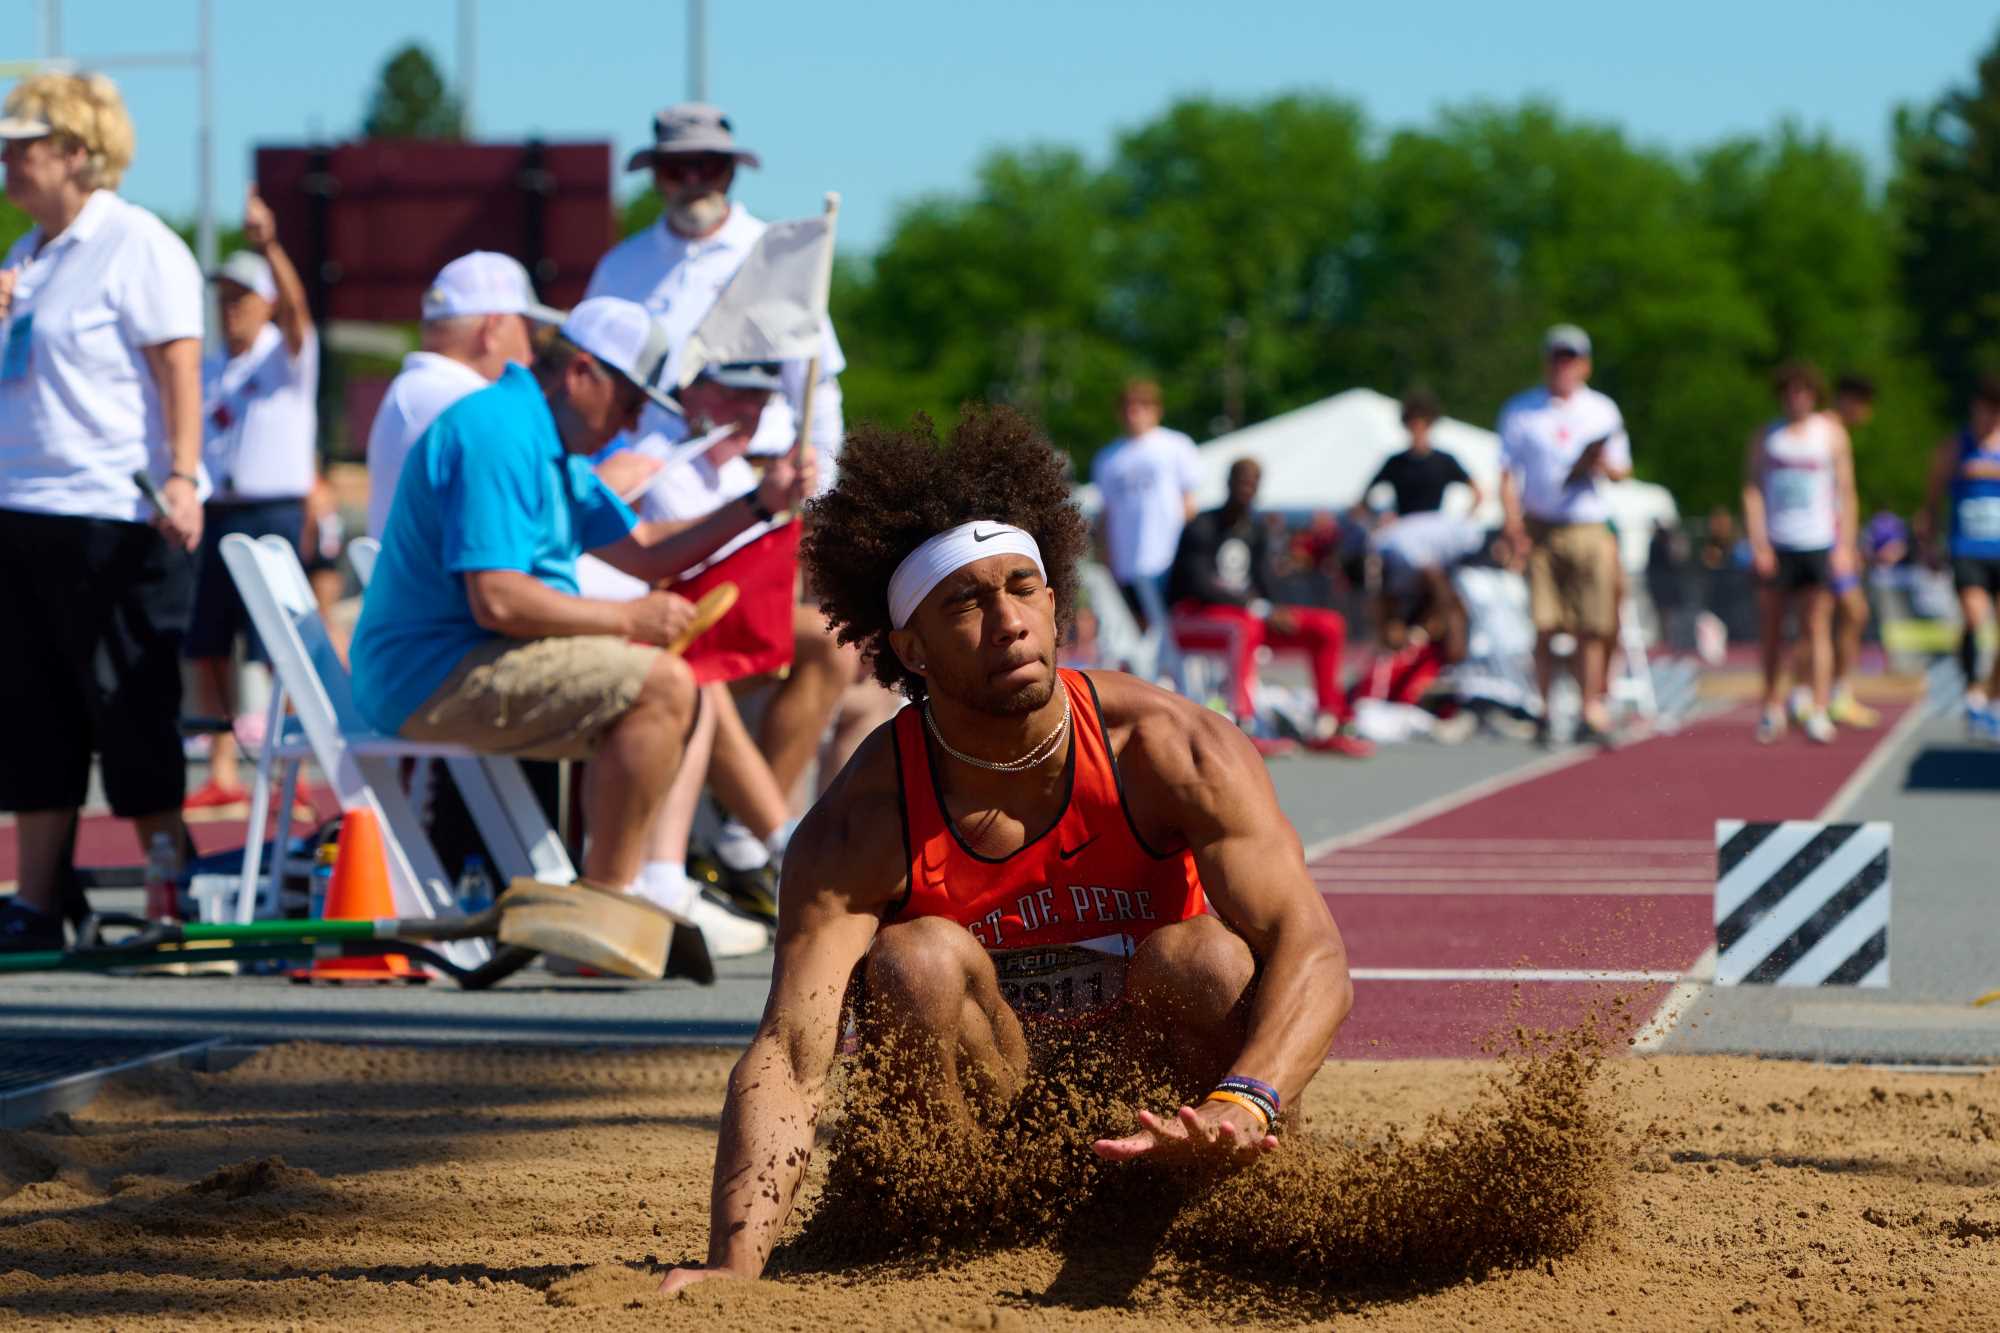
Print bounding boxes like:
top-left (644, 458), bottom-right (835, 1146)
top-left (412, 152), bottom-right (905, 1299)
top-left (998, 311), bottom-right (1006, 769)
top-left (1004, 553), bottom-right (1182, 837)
top-left (0, 1038), bottom-right (1996, 1330)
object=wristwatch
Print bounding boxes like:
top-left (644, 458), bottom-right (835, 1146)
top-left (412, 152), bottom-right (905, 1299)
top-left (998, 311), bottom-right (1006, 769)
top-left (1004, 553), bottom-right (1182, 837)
top-left (745, 493), bottom-right (775, 523)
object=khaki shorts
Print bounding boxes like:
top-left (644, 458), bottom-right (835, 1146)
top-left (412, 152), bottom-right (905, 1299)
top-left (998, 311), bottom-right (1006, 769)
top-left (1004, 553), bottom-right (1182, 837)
top-left (400, 635), bottom-right (662, 760)
top-left (1526, 520), bottom-right (1620, 639)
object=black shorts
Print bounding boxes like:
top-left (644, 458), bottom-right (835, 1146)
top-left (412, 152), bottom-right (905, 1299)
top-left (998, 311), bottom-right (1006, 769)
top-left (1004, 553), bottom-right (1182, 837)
top-left (0, 506), bottom-right (195, 817)
top-left (1952, 556), bottom-right (2000, 597)
top-left (185, 497), bottom-right (305, 662)
top-left (1766, 548), bottom-right (1831, 592)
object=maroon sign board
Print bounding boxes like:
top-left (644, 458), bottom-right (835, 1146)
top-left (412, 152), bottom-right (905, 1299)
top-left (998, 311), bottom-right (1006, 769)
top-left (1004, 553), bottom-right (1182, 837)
top-left (255, 140), bottom-right (614, 323)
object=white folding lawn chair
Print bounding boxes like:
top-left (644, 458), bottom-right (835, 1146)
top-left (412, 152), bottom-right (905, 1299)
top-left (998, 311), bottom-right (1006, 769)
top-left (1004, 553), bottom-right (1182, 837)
top-left (220, 534), bottom-right (576, 959)
top-left (1609, 594), bottom-right (1660, 724)
top-left (343, 534), bottom-right (450, 833)
top-left (346, 535), bottom-right (380, 588)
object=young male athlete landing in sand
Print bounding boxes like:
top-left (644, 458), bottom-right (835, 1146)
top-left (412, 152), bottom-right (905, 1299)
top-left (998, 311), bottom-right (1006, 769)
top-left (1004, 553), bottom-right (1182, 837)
top-left (661, 408), bottom-right (1355, 1293)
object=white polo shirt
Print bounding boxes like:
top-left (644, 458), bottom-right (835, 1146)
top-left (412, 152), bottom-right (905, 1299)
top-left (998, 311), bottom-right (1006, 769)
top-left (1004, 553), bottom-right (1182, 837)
top-left (202, 322), bottom-right (319, 502)
top-left (586, 205), bottom-right (845, 470)
top-left (0, 190), bottom-right (208, 523)
top-left (1090, 426), bottom-right (1202, 583)
top-left (1496, 384), bottom-right (1631, 525)
top-left (364, 351), bottom-right (492, 537)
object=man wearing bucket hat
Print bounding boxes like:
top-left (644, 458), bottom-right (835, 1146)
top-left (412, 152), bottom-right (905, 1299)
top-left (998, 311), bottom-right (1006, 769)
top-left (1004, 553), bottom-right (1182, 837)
top-left (350, 297), bottom-right (813, 950)
top-left (365, 250), bottom-right (565, 538)
top-left (590, 101), bottom-right (844, 475)
top-left (590, 102), bottom-right (861, 899)
top-left (183, 186), bottom-right (320, 808)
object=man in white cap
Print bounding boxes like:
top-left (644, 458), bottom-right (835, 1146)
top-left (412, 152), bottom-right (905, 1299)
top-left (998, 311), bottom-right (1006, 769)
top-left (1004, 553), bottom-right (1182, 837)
top-left (589, 104), bottom-right (861, 893)
top-left (1497, 323), bottom-right (1632, 745)
top-left (183, 186), bottom-right (319, 807)
top-left (350, 297), bottom-right (812, 957)
top-left (364, 250), bottom-right (565, 538)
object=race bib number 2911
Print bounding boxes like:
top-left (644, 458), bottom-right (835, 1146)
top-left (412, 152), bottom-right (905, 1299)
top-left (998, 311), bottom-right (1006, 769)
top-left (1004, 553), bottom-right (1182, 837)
top-left (992, 936), bottom-right (1133, 1018)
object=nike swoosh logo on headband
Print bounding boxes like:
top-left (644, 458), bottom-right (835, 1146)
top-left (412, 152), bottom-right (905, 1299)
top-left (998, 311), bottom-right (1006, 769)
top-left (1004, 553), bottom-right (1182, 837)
top-left (973, 529), bottom-right (1004, 541)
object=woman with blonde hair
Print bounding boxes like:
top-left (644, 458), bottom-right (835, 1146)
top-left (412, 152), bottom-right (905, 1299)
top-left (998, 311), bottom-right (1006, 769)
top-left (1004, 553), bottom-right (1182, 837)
top-left (0, 71), bottom-right (208, 951)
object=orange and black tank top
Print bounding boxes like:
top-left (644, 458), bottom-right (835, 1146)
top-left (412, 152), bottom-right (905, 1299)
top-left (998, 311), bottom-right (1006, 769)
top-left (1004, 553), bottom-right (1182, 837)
top-left (889, 669), bottom-right (1208, 963)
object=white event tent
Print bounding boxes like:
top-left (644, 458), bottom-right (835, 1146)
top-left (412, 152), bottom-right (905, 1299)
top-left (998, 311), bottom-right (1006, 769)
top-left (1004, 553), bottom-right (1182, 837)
top-left (1078, 388), bottom-right (1678, 571)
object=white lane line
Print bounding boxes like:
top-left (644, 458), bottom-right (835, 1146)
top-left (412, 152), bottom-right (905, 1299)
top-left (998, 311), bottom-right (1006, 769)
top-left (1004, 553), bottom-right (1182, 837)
top-left (1320, 860), bottom-right (1712, 872)
top-left (1352, 968), bottom-right (1683, 983)
top-left (1301, 747), bottom-right (1599, 861)
top-left (1319, 881), bottom-right (1711, 897)
top-left (1631, 700), bottom-right (1931, 1053)
top-left (1335, 838), bottom-right (1716, 853)
top-left (1819, 700), bottom-right (1934, 823)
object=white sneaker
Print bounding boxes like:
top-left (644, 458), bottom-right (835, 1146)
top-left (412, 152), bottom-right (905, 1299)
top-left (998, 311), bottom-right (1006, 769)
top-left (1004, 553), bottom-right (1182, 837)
top-left (1787, 686), bottom-right (1812, 726)
top-left (1803, 712), bottom-right (1836, 745)
top-left (680, 891), bottom-right (770, 958)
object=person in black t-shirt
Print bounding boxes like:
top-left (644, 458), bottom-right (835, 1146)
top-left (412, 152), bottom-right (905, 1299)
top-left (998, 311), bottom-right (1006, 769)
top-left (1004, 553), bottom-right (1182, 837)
top-left (1365, 389), bottom-right (1483, 518)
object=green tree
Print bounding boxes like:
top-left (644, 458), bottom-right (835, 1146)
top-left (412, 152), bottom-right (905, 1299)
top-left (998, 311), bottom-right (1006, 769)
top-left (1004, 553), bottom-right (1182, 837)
top-left (0, 197), bottom-right (30, 255)
top-left (361, 44), bottom-right (464, 140)
top-left (1350, 103), bottom-right (1770, 510)
top-left (619, 188), bottom-right (662, 238)
top-left (837, 146), bottom-right (1131, 456)
top-left (1101, 94), bottom-right (1372, 441)
top-left (1893, 28), bottom-right (2000, 411)
top-left (835, 91), bottom-right (1943, 515)
top-left (1696, 125), bottom-right (1941, 510)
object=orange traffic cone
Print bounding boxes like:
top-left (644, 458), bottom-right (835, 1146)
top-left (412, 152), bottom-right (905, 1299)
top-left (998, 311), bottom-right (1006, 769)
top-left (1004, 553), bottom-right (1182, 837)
top-left (295, 807), bottom-right (427, 984)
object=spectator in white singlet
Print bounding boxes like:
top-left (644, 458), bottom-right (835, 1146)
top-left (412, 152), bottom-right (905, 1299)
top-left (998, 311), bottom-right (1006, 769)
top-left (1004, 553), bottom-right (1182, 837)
top-left (1742, 362), bottom-right (1856, 745)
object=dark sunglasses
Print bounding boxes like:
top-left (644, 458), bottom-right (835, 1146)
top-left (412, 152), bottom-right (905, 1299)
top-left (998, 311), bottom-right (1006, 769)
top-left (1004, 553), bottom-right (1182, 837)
top-left (653, 154), bottom-right (734, 181)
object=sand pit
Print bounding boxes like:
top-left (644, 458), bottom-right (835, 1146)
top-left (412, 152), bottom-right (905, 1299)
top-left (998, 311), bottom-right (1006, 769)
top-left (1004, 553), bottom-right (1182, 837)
top-left (1, 1039), bottom-right (1996, 1330)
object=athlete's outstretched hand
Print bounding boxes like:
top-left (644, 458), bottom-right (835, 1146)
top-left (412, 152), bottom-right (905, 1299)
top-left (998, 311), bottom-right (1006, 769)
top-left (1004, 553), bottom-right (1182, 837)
top-left (1093, 1100), bottom-right (1278, 1167)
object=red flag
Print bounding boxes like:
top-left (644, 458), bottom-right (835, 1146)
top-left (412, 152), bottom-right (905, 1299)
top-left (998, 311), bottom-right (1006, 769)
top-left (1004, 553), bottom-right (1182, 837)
top-left (672, 522), bottom-right (799, 684)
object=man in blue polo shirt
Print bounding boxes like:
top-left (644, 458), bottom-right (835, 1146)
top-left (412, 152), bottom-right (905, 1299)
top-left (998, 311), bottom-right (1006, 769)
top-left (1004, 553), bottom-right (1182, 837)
top-left (352, 297), bottom-right (811, 945)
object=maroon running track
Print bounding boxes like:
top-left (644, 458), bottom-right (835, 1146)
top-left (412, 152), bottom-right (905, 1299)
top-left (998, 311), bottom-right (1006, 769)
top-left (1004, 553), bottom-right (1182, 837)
top-left (1321, 703), bottom-right (1907, 1059)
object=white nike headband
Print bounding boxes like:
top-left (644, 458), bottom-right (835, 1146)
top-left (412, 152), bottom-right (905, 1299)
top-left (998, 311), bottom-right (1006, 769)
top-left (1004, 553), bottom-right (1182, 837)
top-left (888, 521), bottom-right (1047, 628)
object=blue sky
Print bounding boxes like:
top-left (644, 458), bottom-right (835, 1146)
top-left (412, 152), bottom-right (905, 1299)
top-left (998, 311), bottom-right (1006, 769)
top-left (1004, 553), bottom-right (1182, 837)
top-left (13, 1), bottom-right (1999, 253)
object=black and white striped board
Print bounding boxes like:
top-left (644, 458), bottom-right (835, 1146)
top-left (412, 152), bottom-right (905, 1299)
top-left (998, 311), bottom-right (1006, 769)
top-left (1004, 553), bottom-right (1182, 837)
top-left (1714, 821), bottom-right (1890, 987)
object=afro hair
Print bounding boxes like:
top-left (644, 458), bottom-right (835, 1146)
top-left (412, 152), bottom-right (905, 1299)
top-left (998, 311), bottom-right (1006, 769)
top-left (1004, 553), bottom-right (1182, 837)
top-left (801, 405), bottom-right (1088, 701)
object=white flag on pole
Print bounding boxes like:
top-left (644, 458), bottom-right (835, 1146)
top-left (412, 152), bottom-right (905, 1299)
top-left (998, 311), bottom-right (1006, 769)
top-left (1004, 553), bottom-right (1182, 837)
top-left (676, 198), bottom-right (840, 387)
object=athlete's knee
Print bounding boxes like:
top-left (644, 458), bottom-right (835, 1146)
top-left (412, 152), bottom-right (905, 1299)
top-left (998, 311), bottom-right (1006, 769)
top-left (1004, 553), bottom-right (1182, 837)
top-left (1128, 916), bottom-right (1255, 1016)
top-left (865, 916), bottom-right (988, 1017)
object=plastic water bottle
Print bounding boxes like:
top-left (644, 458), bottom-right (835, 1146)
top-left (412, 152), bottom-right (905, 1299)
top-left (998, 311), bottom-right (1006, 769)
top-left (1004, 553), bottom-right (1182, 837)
top-left (144, 833), bottom-right (181, 922)
top-left (309, 842), bottom-right (340, 920)
top-left (454, 855), bottom-right (495, 917)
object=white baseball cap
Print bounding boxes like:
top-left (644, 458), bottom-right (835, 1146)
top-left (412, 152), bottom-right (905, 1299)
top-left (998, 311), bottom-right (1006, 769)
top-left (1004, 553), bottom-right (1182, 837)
top-left (1544, 323), bottom-right (1593, 358)
top-left (558, 297), bottom-right (678, 412)
top-left (211, 251), bottom-right (276, 302)
top-left (421, 251), bottom-right (566, 324)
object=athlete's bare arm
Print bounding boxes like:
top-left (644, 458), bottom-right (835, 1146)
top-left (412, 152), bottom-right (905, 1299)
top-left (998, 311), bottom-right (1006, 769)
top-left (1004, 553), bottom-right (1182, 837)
top-left (1916, 435), bottom-right (1959, 552)
top-left (1086, 671), bottom-right (1353, 1162)
top-left (1742, 431), bottom-right (1774, 577)
top-left (660, 729), bottom-right (905, 1294)
top-left (1829, 420), bottom-right (1859, 573)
